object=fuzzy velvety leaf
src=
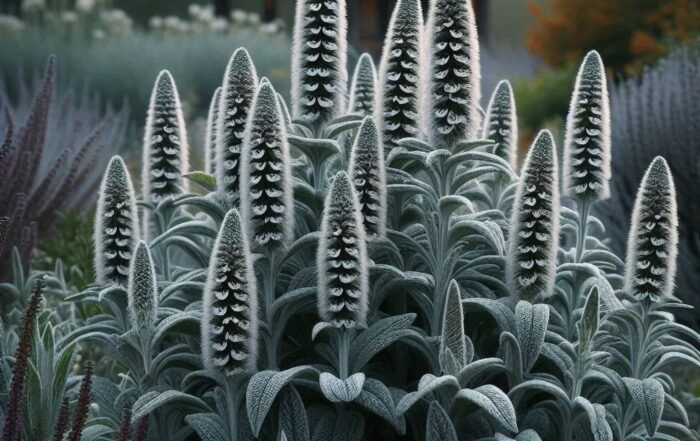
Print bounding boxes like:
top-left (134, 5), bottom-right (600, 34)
top-left (185, 413), bottom-right (227, 441)
top-left (451, 385), bottom-right (518, 434)
top-left (622, 377), bottom-right (664, 437)
top-left (319, 372), bottom-right (365, 403)
top-left (132, 390), bottom-right (208, 422)
top-left (183, 171), bottom-right (216, 192)
top-left (247, 366), bottom-right (319, 436)
top-left (354, 378), bottom-right (405, 434)
top-left (426, 401), bottom-right (457, 441)
top-left (279, 386), bottom-right (310, 441)
top-left (349, 313), bottom-right (416, 372)
top-left (396, 374), bottom-right (460, 416)
top-left (515, 301), bottom-right (549, 372)
top-left (572, 397), bottom-right (613, 441)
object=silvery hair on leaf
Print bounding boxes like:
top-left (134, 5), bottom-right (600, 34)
top-left (377, 0), bottom-right (424, 153)
top-left (426, 0), bottom-right (481, 148)
top-left (348, 53), bottom-right (378, 116)
top-left (291, 0), bottom-right (347, 127)
top-left (204, 87), bottom-right (222, 176)
top-left (94, 156), bottom-right (140, 287)
top-left (507, 130), bottom-right (560, 302)
top-left (202, 209), bottom-right (258, 376)
top-left (216, 48), bottom-right (259, 205)
top-left (348, 116), bottom-right (386, 239)
top-left (317, 172), bottom-right (369, 328)
top-left (624, 157), bottom-right (678, 302)
top-left (562, 50), bottom-right (611, 201)
top-left (239, 79), bottom-right (294, 251)
top-left (127, 241), bottom-right (158, 331)
top-left (483, 80), bottom-right (518, 168)
top-left (440, 280), bottom-right (468, 371)
top-left (141, 70), bottom-right (190, 205)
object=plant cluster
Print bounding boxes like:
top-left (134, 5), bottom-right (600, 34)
top-left (0, 0), bottom-right (698, 440)
top-left (0, 55), bottom-right (128, 282)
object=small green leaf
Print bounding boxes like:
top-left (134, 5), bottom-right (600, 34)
top-left (183, 171), bottom-right (216, 192)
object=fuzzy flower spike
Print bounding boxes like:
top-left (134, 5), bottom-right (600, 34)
top-left (348, 53), bottom-right (378, 116)
top-left (483, 80), bottom-right (518, 168)
top-left (216, 48), bottom-right (259, 205)
top-left (291, 0), bottom-right (347, 128)
top-left (202, 209), bottom-right (258, 376)
top-left (562, 50), bottom-right (611, 201)
top-left (317, 171), bottom-right (369, 328)
top-left (507, 130), bottom-right (560, 302)
top-left (377, 0), bottom-right (424, 153)
top-left (239, 79), bottom-right (294, 251)
top-left (127, 241), bottom-right (158, 332)
top-left (142, 70), bottom-right (189, 205)
top-left (348, 116), bottom-right (386, 239)
top-left (204, 87), bottom-right (222, 176)
top-left (624, 157), bottom-right (678, 302)
top-left (94, 155), bottom-right (140, 287)
top-left (426, 0), bottom-right (481, 148)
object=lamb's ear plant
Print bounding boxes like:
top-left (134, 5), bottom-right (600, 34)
top-left (623, 156), bottom-right (677, 302)
top-left (141, 70), bottom-right (190, 207)
top-left (204, 87), bottom-right (223, 176)
top-left (216, 48), bottom-right (259, 206)
top-left (562, 51), bottom-right (611, 261)
top-left (291, 0), bottom-right (347, 131)
top-left (425, 0), bottom-right (481, 149)
top-left (94, 155), bottom-right (140, 287)
top-left (483, 80), bottom-right (518, 169)
top-left (378, 0), bottom-right (424, 152)
top-left (507, 129), bottom-right (560, 302)
top-left (348, 116), bottom-right (386, 239)
top-left (348, 53), bottom-right (378, 117)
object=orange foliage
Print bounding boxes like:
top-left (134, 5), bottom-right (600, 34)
top-left (528, 0), bottom-right (700, 72)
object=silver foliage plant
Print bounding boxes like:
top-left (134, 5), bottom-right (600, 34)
top-left (347, 53), bottom-right (378, 117)
top-left (317, 171), bottom-right (368, 329)
top-left (377, 0), bottom-right (424, 151)
top-left (425, 0), bottom-right (481, 148)
top-left (507, 130), bottom-right (560, 302)
top-left (216, 48), bottom-right (259, 206)
top-left (239, 79), bottom-right (294, 251)
top-left (94, 155), bottom-right (139, 286)
top-left (624, 157), bottom-right (678, 302)
top-left (29, 1), bottom-right (699, 440)
top-left (202, 209), bottom-right (258, 376)
top-left (291, 0), bottom-right (348, 129)
top-left (204, 87), bottom-right (223, 176)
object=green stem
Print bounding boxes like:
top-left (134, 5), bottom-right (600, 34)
top-left (224, 378), bottom-right (239, 441)
top-left (575, 198), bottom-right (592, 263)
top-left (338, 328), bottom-right (350, 380)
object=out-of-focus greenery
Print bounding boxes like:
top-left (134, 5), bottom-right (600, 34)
top-left (32, 209), bottom-right (95, 290)
top-left (512, 65), bottom-right (575, 134)
top-left (0, 3), bottom-right (291, 125)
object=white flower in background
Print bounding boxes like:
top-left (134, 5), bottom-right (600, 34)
top-left (247, 13), bottom-right (261, 26)
top-left (76, 0), bottom-right (95, 14)
top-left (61, 11), bottom-right (78, 25)
top-left (0, 15), bottom-right (25, 37)
top-left (99, 9), bottom-right (133, 37)
top-left (230, 9), bottom-right (247, 23)
top-left (21, 0), bottom-right (45, 13)
top-left (149, 16), bottom-right (163, 31)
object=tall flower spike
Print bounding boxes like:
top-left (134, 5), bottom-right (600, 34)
top-left (239, 79), bottom-right (293, 251)
top-left (483, 80), bottom-right (518, 168)
top-left (216, 48), bottom-right (258, 205)
top-left (562, 50), bottom-right (611, 201)
top-left (204, 87), bottom-right (222, 176)
top-left (624, 157), bottom-right (678, 301)
top-left (507, 130), bottom-right (560, 302)
top-left (426, 0), bottom-right (481, 148)
top-left (440, 280), bottom-right (467, 372)
top-left (66, 362), bottom-right (94, 441)
top-left (202, 209), bottom-right (258, 376)
top-left (317, 172), bottom-right (369, 328)
top-left (291, 0), bottom-right (348, 127)
top-left (127, 241), bottom-right (158, 331)
top-left (2, 279), bottom-right (43, 441)
top-left (378, 0), bottom-right (424, 152)
top-left (94, 156), bottom-right (140, 287)
top-left (348, 116), bottom-right (386, 239)
top-left (348, 53), bottom-right (378, 116)
top-left (142, 70), bottom-right (189, 204)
